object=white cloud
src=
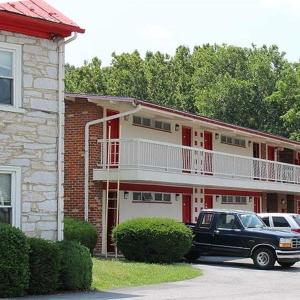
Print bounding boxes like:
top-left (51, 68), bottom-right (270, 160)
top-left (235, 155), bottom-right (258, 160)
top-left (260, 0), bottom-right (300, 10)
top-left (140, 24), bottom-right (173, 41)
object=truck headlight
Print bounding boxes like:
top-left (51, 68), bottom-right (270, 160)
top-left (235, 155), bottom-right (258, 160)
top-left (279, 238), bottom-right (293, 248)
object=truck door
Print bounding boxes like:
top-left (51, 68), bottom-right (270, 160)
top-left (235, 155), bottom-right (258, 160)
top-left (193, 212), bottom-right (215, 254)
top-left (212, 213), bottom-right (249, 256)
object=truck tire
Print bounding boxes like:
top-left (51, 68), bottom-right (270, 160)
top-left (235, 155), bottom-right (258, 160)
top-left (278, 262), bottom-right (295, 268)
top-left (252, 247), bottom-right (276, 270)
top-left (184, 250), bottom-right (200, 262)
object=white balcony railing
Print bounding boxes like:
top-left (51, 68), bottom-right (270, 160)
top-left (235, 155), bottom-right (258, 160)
top-left (98, 138), bottom-right (300, 185)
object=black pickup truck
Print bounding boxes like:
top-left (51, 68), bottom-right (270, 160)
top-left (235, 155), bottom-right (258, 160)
top-left (185, 209), bottom-right (300, 269)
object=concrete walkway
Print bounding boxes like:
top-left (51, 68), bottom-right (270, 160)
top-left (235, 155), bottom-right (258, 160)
top-left (18, 257), bottom-right (300, 300)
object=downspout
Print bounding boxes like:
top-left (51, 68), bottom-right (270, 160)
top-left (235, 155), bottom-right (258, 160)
top-left (57, 33), bottom-right (78, 241)
top-left (84, 104), bottom-right (142, 221)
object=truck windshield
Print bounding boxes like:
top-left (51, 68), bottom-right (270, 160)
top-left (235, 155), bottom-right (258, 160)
top-left (239, 213), bottom-right (266, 229)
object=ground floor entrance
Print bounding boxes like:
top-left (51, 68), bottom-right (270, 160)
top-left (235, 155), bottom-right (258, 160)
top-left (101, 182), bottom-right (300, 254)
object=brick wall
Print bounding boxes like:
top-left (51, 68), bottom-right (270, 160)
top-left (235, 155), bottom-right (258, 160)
top-left (64, 99), bottom-right (103, 253)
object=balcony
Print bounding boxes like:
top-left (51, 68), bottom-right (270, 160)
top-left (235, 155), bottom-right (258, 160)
top-left (93, 138), bottom-right (300, 193)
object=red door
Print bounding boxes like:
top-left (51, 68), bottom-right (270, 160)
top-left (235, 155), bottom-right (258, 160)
top-left (267, 146), bottom-right (275, 180)
top-left (254, 196), bottom-right (261, 213)
top-left (107, 191), bottom-right (117, 252)
top-left (204, 195), bottom-right (213, 209)
top-left (204, 131), bottom-right (213, 150)
top-left (182, 127), bottom-right (192, 172)
top-left (204, 131), bottom-right (213, 174)
top-left (106, 110), bottom-right (119, 166)
top-left (268, 146), bottom-right (275, 161)
top-left (182, 194), bottom-right (192, 223)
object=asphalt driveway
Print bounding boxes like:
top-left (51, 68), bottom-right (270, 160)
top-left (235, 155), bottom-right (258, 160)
top-left (20, 257), bottom-right (300, 300)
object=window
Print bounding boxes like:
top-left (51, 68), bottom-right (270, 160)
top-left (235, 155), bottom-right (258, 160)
top-left (132, 115), bottom-right (172, 132)
top-left (220, 135), bottom-right (246, 148)
top-left (216, 214), bottom-right (239, 229)
top-left (261, 217), bottom-right (270, 227)
top-left (272, 216), bottom-right (290, 227)
top-left (0, 167), bottom-right (21, 227)
top-left (0, 42), bottom-right (22, 111)
top-left (221, 195), bottom-right (247, 204)
top-left (199, 213), bottom-right (213, 228)
top-left (132, 192), bottom-right (172, 203)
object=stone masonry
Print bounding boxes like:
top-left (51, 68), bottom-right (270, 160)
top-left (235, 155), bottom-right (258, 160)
top-left (0, 30), bottom-right (62, 240)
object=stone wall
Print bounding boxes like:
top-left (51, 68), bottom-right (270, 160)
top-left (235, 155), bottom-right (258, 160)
top-left (0, 30), bottom-right (62, 240)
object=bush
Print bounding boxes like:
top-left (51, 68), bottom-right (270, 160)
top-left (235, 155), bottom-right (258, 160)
top-left (113, 217), bottom-right (193, 263)
top-left (27, 238), bottom-right (61, 295)
top-left (64, 217), bottom-right (97, 254)
top-left (0, 224), bottom-right (30, 298)
top-left (58, 240), bottom-right (93, 290)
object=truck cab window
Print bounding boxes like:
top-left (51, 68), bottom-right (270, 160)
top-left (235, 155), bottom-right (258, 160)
top-left (216, 213), bottom-right (239, 229)
top-left (199, 213), bottom-right (213, 228)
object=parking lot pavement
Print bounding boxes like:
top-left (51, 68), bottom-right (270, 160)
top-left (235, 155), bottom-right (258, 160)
top-left (19, 257), bottom-right (300, 300)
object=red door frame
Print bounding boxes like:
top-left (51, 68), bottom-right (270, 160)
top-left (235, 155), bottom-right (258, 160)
top-left (106, 109), bottom-right (120, 166)
top-left (182, 126), bottom-right (192, 172)
top-left (182, 194), bottom-right (192, 223)
top-left (204, 195), bottom-right (213, 209)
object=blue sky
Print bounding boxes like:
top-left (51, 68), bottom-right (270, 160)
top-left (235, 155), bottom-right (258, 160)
top-left (5, 0), bottom-right (300, 66)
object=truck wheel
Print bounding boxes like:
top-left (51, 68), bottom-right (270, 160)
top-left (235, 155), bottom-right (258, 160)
top-left (278, 262), bottom-right (295, 268)
top-left (252, 247), bottom-right (276, 270)
top-left (184, 250), bottom-right (200, 262)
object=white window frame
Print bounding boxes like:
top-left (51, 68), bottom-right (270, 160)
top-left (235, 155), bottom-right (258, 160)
top-left (0, 166), bottom-right (21, 228)
top-left (0, 42), bottom-right (22, 113)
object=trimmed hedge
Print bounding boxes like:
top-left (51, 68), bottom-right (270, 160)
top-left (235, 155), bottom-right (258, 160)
top-left (27, 238), bottom-right (61, 295)
top-left (113, 217), bottom-right (193, 263)
top-left (58, 240), bottom-right (93, 290)
top-left (0, 224), bottom-right (30, 298)
top-left (64, 217), bottom-right (98, 254)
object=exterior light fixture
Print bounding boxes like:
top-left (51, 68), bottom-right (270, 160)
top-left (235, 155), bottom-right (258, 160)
top-left (175, 194), bottom-right (180, 201)
top-left (175, 124), bottom-right (180, 131)
top-left (124, 191), bottom-right (129, 200)
top-left (216, 195), bottom-right (220, 201)
top-left (215, 133), bottom-right (219, 140)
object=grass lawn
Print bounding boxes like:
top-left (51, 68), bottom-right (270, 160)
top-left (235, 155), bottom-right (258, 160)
top-left (92, 258), bottom-right (202, 290)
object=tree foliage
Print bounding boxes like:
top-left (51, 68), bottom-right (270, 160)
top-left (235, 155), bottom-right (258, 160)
top-left (65, 44), bottom-right (300, 140)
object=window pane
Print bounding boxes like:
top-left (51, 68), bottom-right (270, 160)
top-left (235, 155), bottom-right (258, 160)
top-left (163, 194), bottom-right (171, 202)
top-left (0, 50), bottom-right (12, 77)
top-left (200, 213), bottom-right (213, 228)
top-left (217, 214), bottom-right (238, 229)
top-left (142, 192), bottom-right (153, 201)
top-left (0, 174), bottom-right (11, 206)
top-left (155, 193), bottom-right (163, 201)
top-left (0, 208), bottom-right (11, 224)
top-left (0, 78), bottom-right (13, 105)
top-left (262, 217), bottom-right (270, 226)
top-left (133, 192), bottom-right (141, 201)
top-left (272, 216), bottom-right (290, 227)
top-left (292, 215), bottom-right (300, 226)
top-left (163, 123), bottom-right (171, 131)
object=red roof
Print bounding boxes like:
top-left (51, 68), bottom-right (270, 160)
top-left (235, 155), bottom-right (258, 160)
top-left (65, 93), bottom-right (300, 148)
top-left (0, 0), bottom-right (84, 39)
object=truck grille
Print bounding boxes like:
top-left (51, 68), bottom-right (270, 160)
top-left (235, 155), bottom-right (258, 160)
top-left (292, 238), bottom-right (300, 248)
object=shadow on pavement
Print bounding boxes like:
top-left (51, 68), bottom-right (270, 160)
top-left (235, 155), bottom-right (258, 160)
top-left (191, 256), bottom-right (300, 273)
top-left (16, 291), bottom-right (140, 300)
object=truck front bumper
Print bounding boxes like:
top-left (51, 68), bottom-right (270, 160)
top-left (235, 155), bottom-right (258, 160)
top-left (276, 250), bottom-right (300, 262)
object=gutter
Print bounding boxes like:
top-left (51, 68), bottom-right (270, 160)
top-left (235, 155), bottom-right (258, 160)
top-left (57, 33), bottom-right (78, 241)
top-left (84, 104), bottom-right (142, 221)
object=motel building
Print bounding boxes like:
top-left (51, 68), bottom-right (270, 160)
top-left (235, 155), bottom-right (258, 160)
top-left (64, 94), bottom-right (300, 254)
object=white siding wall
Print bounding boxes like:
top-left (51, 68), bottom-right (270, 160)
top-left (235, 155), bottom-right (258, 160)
top-left (119, 191), bottom-right (182, 222)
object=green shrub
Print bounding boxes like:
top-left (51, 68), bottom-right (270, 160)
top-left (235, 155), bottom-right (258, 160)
top-left (64, 217), bottom-right (97, 254)
top-left (0, 224), bottom-right (30, 298)
top-left (27, 238), bottom-right (61, 295)
top-left (113, 217), bottom-right (193, 264)
top-left (58, 240), bottom-right (93, 290)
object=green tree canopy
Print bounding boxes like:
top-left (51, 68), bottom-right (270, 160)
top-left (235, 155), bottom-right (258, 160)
top-left (65, 44), bottom-right (300, 140)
